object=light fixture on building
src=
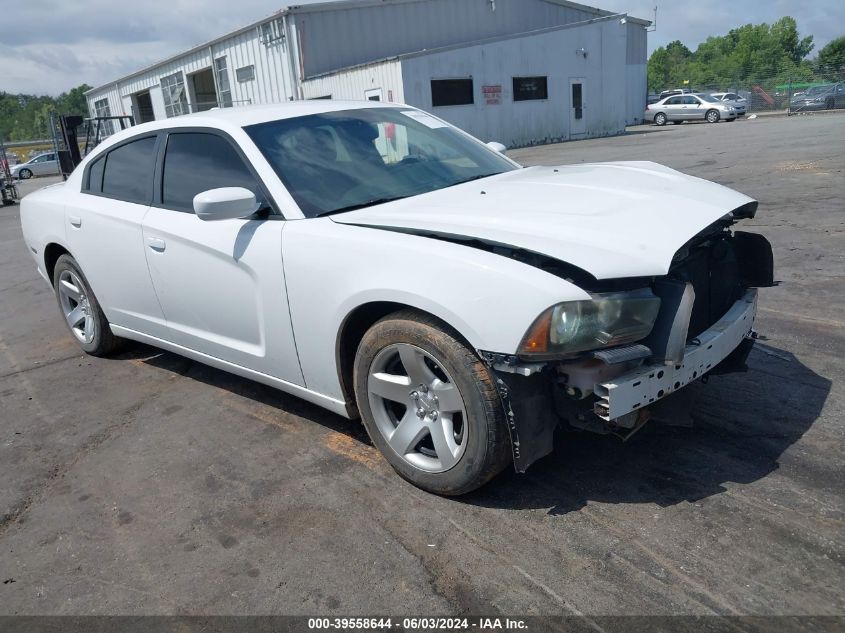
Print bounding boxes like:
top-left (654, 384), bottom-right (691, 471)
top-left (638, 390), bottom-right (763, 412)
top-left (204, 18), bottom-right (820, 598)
top-left (576, 47), bottom-right (588, 58)
top-left (620, 16), bottom-right (627, 24)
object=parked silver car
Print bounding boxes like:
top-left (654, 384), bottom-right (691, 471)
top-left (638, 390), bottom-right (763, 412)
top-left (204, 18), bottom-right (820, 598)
top-left (646, 94), bottom-right (737, 126)
top-left (11, 152), bottom-right (60, 179)
top-left (711, 92), bottom-right (747, 116)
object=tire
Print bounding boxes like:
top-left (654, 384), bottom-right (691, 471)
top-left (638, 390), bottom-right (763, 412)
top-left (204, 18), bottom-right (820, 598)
top-left (353, 310), bottom-right (512, 495)
top-left (654, 112), bottom-right (667, 126)
top-left (18, 168), bottom-right (32, 180)
top-left (53, 254), bottom-right (122, 356)
top-left (706, 109), bottom-right (720, 123)
top-left (826, 98), bottom-right (835, 110)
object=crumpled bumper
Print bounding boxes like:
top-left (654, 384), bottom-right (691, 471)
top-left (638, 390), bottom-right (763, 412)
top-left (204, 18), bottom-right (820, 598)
top-left (594, 289), bottom-right (758, 421)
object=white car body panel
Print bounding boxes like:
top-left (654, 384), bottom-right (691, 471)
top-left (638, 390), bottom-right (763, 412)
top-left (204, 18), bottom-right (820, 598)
top-left (332, 162), bottom-right (754, 279)
top-left (141, 209), bottom-right (303, 386)
top-left (65, 193), bottom-right (169, 338)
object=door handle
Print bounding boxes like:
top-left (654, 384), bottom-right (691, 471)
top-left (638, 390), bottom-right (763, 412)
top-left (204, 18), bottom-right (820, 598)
top-left (146, 237), bottom-right (166, 252)
top-left (69, 216), bottom-right (82, 228)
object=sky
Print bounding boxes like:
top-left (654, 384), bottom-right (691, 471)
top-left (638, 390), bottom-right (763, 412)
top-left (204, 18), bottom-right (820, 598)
top-left (1, 0), bottom-right (842, 96)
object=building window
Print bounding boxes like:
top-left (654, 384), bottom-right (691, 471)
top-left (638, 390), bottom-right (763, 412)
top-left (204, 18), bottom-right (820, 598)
top-left (236, 65), bottom-right (256, 83)
top-left (513, 76), bottom-right (548, 101)
top-left (93, 98), bottom-right (114, 135)
top-left (431, 79), bottom-right (474, 107)
top-left (160, 72), bottom-right (188, 117)
top-left (214, 57), bottom-right (233, 107)
top-left (260, 19), bottom-right (285, 45)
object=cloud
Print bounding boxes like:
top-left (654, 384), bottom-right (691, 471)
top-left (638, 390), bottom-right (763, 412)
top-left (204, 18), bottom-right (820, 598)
top-left (2, 0), bottom-right (843, 95)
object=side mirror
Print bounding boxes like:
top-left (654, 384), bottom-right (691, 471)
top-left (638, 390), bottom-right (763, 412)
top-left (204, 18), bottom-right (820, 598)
top-left (486, 141), bottom-right (507, 153)
top-left (194, 187), bottom-right (260, 221)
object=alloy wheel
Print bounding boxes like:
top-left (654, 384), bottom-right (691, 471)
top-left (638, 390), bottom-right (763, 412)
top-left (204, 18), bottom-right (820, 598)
top-left (367, 343), bottom-right (467, 473)
top-left (58, 269), bottom-right (95, 345)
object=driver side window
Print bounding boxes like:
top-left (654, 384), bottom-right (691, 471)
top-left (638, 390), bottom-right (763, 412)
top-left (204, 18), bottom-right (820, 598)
top-left (161, 132), bottom-right (263, 213)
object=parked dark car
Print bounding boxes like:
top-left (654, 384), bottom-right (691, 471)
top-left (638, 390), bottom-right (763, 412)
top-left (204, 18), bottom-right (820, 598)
top-left (790, 83), bottom-right (845, 112)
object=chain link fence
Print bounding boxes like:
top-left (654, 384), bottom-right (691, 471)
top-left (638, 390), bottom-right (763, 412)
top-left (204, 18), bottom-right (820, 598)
top-left (652, 58), bottom-right (845, 115)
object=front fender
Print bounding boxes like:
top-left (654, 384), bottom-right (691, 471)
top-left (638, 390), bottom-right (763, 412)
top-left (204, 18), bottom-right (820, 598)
top-left (283, 218), bottom-right (588, 400)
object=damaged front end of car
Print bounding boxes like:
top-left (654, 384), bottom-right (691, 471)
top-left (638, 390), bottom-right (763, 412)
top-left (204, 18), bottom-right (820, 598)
top-left (480, 212), bottom-right (776, 473)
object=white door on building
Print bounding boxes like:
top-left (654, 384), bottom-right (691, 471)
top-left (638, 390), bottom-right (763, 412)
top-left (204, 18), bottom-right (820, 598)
top-left (569, 78), bottom-right (586, 139)
top-left (365, 88), bottom-right (383, 102)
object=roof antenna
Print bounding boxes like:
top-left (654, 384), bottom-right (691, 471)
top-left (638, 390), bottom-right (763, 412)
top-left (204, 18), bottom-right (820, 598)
top-left (488, 0), bottom-right (496, 11)
top-left (647, 5), bottom-right (658, 32)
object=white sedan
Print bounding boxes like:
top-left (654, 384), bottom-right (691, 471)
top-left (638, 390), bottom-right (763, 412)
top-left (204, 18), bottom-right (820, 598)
top-left (20, 101), bottom-right (774, 495)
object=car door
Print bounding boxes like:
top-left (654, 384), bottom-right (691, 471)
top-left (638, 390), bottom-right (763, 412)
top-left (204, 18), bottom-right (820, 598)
top-left (663, 96), bottom-right (683, 120)
top-left (29, 154), bottom-right (49, 176)
top-left (65, 134), bottom-right (169, 338)
top-left (835, 83), bottom-right (845, 108)
top-left (40, 153), bottom-right (58, 175)
top-left (141, 129), bottom-right (304, 386)
top-left (684, 96), bottom-right (705, 119)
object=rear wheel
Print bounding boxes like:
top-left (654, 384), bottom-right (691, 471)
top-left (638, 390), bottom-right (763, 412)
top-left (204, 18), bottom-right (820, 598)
top-left (706, 109), bottom-right (720, 123)
top-left (53, 255), bottom-right (122, 356)
top-left (353, 310), bottom-right (511, 495)
top-left (654, 112), bottom-right (667, 126)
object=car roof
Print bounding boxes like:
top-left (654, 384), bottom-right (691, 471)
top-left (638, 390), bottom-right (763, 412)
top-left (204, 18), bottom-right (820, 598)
top-left (93, 100), bottom-right (409, 151)
top-left (139, 100), bottom-right (400, 131)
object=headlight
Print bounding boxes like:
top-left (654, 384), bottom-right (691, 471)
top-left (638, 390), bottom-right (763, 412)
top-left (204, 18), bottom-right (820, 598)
top-left (519, 289), bottom-right (661, 359)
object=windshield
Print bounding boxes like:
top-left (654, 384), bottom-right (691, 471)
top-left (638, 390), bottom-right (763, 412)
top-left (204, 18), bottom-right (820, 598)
top-left (699, 94), bottom-right (719, 103)
top-left (805, 85), bottom-right (831, 96)
top-left (245, 107), bottom-right (517, 217)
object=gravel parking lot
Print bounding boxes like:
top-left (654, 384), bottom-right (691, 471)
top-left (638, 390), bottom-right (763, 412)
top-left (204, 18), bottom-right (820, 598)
top-left (1, 113), bottom-right (843, 618)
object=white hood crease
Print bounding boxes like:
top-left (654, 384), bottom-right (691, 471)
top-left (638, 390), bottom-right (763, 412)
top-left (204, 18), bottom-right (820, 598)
top-left (332, 161), bottom-right (756, 280)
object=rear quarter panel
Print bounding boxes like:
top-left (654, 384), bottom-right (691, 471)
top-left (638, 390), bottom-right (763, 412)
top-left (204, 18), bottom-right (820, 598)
top-left (19, 183), bottom-right (69, 283)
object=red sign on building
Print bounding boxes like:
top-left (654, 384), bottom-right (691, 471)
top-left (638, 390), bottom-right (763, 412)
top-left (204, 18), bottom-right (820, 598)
top-left (482, 85), bottom-right (502, 105)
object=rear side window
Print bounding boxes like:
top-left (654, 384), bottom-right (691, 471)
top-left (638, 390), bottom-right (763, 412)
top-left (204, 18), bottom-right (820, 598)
top-left (86, 156), bottom-right (105, 192)
top-left (101, 136), bottom-right (157, 204)
top-left (161, 132), bottom-right (261, 213)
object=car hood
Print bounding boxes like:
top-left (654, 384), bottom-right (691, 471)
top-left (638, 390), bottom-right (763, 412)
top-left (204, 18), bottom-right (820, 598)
top-left (331, 161), bottom-right (756, 280)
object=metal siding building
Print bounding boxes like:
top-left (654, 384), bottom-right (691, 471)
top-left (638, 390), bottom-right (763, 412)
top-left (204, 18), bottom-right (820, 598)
top-left (86, 0), bottom-right (649, 147)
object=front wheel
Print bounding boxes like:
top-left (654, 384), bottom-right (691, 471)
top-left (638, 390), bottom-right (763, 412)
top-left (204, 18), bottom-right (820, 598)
top-left (706, 109), bottom-right (720, 123)
top-left (654, 112), bottom-right (667, 126)
top-left (53, 255), bottom-right (123, 356)
top-left (18, 168), bottom-right (32, 180)
top-left (353, 311), bottom-right (512, 495)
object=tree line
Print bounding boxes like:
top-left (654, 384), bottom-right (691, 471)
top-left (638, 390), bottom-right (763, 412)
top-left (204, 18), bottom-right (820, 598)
top-left (648, 17), bottom-right (845, 92)
top-left (0, 85), bottom-right (92, 143)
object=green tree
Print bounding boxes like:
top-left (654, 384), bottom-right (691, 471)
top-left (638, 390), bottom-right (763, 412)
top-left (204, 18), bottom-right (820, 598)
top-left (647, 17), bottom-right (819, 93)
top-left (0, 84), bottom-right (91, 142)
top-left (56, 84), bottom-right (93, 116)
top-left (817, 36), bottom-right (845, 74)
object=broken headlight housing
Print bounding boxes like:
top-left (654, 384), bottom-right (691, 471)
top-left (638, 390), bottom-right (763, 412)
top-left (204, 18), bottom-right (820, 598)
top-left (518, 289), bottom-right (661, 359)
